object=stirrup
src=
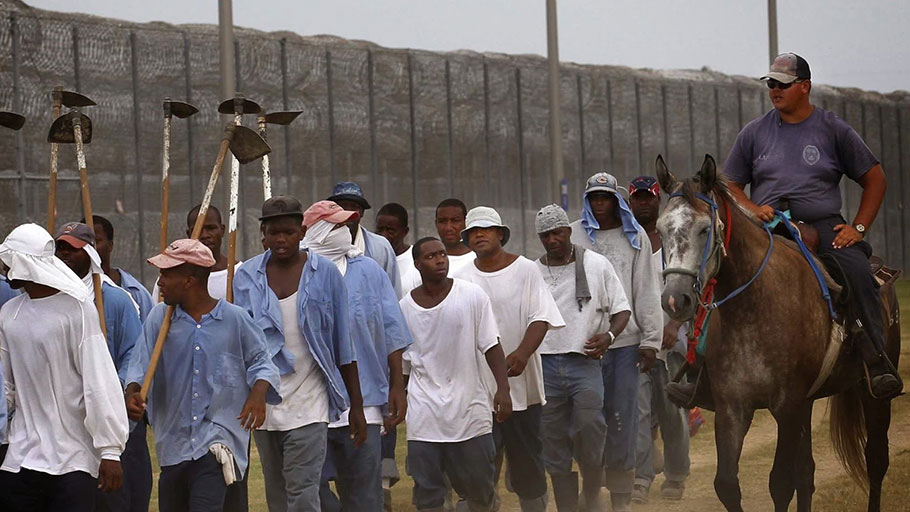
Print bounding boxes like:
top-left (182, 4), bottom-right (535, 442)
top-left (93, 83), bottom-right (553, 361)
top-left (862, 362), bottom-right (904, 400)
top-left (666, 370), bottom-right (701, 409)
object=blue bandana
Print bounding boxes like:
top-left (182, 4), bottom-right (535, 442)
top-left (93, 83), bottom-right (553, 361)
top-left (581, 192), bottom-right (643, 250)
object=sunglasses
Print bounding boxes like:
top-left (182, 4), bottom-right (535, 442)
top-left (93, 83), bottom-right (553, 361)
top-left (766, 79), bottom-right (805, 90)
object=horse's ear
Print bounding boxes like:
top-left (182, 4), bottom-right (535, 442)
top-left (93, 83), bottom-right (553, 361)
top-left (696, 154), bottom-right (717, 193)
top-left (655, 154), bottom-right (678, 193)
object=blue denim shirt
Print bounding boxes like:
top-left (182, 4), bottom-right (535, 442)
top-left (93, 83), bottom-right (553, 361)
top-left (125, 299), bottom-right (281, 474)
top-left (232, 249), bottom-right (356, 422)
top-left (0, 276), bottom-right (19, 310)
top-left (343, 256), bottom-right (412, 408)
top-left (361, 227), bottom-right (403, 299)
top-left (117, 268), bottom-right (155, 322)
top-left (100, 282), bottom-right (143, 386)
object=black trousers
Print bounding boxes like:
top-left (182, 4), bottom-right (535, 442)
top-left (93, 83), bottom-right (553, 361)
top-left (0, 468), bottom-right (97, 512)
top-left (810, 216), bottom-right (884, 348)
top-left (491, 404), bottom-right (547, 500)
top-left (95, 419), bottom-right (153, 512)
top-left (158, 453), bottom-right (227, 512)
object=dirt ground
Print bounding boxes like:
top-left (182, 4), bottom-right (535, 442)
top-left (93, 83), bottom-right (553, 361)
top-left (147, 281), bottom-right (910, 511)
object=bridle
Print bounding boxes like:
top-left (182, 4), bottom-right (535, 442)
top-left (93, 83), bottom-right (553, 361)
top-left (662, 189), bottom-right (774, 311)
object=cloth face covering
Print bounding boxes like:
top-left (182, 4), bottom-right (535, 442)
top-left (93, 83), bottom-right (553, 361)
top-left (303, 220), bottom-right (363, 275)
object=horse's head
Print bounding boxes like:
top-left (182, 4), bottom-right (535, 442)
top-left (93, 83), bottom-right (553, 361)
top-left (655, 154), bottom-right (726, 322)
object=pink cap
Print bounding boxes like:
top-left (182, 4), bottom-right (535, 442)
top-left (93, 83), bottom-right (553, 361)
top-left (147, 239), bottom-right (216, 269)
top-left (303, 200), bottom-right (359, 228)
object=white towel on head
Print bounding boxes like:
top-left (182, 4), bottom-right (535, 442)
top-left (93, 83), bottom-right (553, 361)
top-left (0, 223), bottom-right (88, 301)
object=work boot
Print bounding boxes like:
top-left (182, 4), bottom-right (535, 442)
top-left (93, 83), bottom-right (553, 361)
top-left (660, 480), bottom-right (685, 501)
top-left (665, 381), bottom-right (696, 409)
top-left (855, 324), bottom-right (903, 400)
top-left (518, 491), bottom-right (549, 512)
top-left (631, 484), bottom-right (649, 505)
top-left (551, 472), bottom-right (579, 512)
top-left (609, 492), bottom-right (632, 512)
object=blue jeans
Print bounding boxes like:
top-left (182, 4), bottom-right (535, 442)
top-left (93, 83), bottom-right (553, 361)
top-left (319, 424), bottom-right (382, 511)
top-left (407, 435), bottom-right (497, 511)
top-left (541, 353), bottom-right (606, 476)
top-left (634, 352), bottom-right (690, 488)
top-left (601, 345), bottom-right (640, 494)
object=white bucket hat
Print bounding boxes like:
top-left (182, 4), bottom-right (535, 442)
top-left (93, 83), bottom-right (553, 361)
top-left (0, 223), bottom-right (88, 301)
top-left (461, 206), bottom-right (511, 247)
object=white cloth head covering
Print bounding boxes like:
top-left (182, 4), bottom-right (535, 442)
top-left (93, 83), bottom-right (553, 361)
top-left (301, 220), bottom-right (363, 276)
top-left (0, 223), bottom-right (88, 301)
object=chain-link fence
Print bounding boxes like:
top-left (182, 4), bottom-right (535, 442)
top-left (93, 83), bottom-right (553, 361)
top-left (1, 1), bottom-right (908, 290)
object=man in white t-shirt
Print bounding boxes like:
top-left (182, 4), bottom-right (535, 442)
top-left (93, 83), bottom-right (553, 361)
top-left (152, 205), bottom-right (242, 302)
top-left (454, 207), bottom-right (565, 512)
top-left (400, 236), bottom-right (512, 512)
top-left (628, 176), bottom-right (690, 503)
top-left (375, 202), bottom-right (422, 297)
top-left (534, 205), bottom-right (631, 511)
top-left (435, 198), bottom-right (476, 277)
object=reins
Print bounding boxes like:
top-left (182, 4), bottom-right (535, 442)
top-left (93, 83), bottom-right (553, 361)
top-left (663, 190), bottom-right (775, 311)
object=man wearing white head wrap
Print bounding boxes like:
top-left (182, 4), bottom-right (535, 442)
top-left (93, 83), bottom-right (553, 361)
top-left (54, 222), bottom-right (152, 512)
top-left (0, 223), bottom-right (128, 511)
top-left (303, 201), bottom-right (412, 511)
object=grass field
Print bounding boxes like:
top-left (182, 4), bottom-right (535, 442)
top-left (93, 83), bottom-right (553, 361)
top-left (147, 280), bottom-right (910, 511)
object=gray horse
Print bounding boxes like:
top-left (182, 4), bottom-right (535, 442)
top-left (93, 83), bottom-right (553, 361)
top-left (655, 154), bottom-right (900, 512)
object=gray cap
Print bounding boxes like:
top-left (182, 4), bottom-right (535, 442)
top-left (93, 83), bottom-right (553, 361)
top-left (584, 172), bottom-right (619, 196)
top-left (535, 204), bottom-right (570, 234)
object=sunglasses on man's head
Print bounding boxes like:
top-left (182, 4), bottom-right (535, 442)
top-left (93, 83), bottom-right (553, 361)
top-left (766, 79), bottom-right (805, 90)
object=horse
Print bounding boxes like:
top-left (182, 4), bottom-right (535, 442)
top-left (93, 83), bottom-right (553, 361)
top-left (654, 154), bottom-right (901, 512)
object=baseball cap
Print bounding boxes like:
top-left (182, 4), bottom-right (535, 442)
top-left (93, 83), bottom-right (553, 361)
top-left (629, 176), bottom-right (660, 197)
top-left (461, 206), bottom-right (511, 246)
top-left (328, 181), bottom-right (371, 210)
top-left (761, 53), bottom-right (811, 84)
top-left (147, 239), bottom-right (216, 269)
top-left (54, 222), bottom-right (96, 249)
top-left (259, 195), bottom-right (304, 221)
top-left (584, 172), bottom-right (619, 196)
top-left (303, 200), bottom-right (359, 228)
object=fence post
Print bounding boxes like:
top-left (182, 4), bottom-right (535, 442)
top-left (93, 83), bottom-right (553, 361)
top-left (12, 13), bottom-right (26, 222)
top-left (326, 49), bottom-right (337, 187)
top-left (515, 67), bottom-right (527, 255)
top-left (367, 49), bottom-right (378, 205)
top-left (482, 57), bottom-right (493, 206)
top-left (183, 32), bottom-right (196, 205)
top-left (444, 59), bottom-right (455, 199)
top-left (576, 73), bottom-right (586, 199)
top-left (130, 32), bottom-right (147, 282)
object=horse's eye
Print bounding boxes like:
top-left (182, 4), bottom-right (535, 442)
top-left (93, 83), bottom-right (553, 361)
top-left (699, 226), bottom-right (710, 236)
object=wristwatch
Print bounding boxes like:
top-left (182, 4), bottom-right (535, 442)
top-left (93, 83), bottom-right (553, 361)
top-left (854, 223), bottom-right (866, 237)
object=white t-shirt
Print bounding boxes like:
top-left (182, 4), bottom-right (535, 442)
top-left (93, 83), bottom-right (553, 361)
top-left (396, 250), bottom-right (422, 296)
top-left (0, 293), bottom-right (128, 478)
top-left (260, 292), bottom-right (329, 430)
top-left (400, 279), bottom-right (500, 442)
top-left (536, 250), bottom-right (630, 355)
top-left (152, 261), bottom-right (243, 302)
top-left (447, 252), bottom-right (476, 277)
top-left (454, 256), bottom-right (565, 410)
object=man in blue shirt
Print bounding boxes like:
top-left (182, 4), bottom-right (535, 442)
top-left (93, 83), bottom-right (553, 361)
top-left (233, 196), bottom-right (367, 511)
top-left (87, 215), bottom-right (155, 322)
top-left (125, 238), bottom-right (281, 512)
top-left (54, 222), bottom-right (152, 512)
top-left (303, 200), bottom-right (412, 512)
top-left (328, 182), bottom-right (402, 299)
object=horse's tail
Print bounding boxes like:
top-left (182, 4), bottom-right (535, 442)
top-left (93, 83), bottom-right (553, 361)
top-left (830, 384), bottom-right (868, 490)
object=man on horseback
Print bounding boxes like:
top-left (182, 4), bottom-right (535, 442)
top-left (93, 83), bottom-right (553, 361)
top-left (687, 52), bottom-right (900, 400)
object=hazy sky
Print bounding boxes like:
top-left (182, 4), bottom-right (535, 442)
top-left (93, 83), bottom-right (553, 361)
top-left (25, 0), bottom-right (909, 94)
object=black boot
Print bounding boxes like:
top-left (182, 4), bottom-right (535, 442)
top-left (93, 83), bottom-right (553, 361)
top-left (550, 472), bottom-right (579, 512)
top-left (855, 321), bottom-right (902, 400)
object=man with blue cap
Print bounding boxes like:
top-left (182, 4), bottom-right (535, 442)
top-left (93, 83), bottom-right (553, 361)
top-left (569, 172), bottom-right (662, 512)
top-left (328, 182), bottom-right (402, 299)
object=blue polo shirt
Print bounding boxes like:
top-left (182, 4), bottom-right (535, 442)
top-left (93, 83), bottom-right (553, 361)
top-left (232, 249), bottom-right (356, 422)
top-left (100, 282), bottom-right (143, 386)
top-left (125, 299), bottom-right (281, 474)
top-left (117, 268), bottom-right (154, 322)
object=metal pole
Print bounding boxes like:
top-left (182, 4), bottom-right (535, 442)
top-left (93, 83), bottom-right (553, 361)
top-left (183, 32), bottom-right (196, 204)
top-left (546, 0), bottom-right (566, 206)
top-left (130, 32), bottom-right (147, 282)
top-left (407, 53), bottom-right (419, 236)
top-left (218, 0), bottom-right (236, 105)
top-left (768, 0), bottom-right (778, 62)
top-left (12, 13), bottom-right (25, 222)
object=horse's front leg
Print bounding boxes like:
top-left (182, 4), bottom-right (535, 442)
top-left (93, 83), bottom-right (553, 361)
top-left (713, 404), bottom-right (754, 512)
